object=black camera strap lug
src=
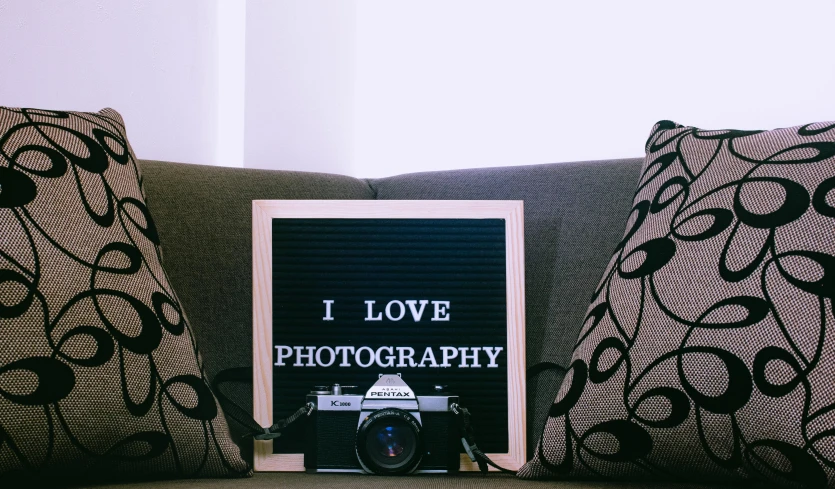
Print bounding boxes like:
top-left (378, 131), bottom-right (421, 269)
top-left (252, 402), bottom-right (315, 440)
top-left (212, 367), bottom-right (315, 441)
top-left (450, 403), bottom-right (516, 475)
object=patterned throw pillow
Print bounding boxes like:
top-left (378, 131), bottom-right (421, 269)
top-left (519, 121), bottom-right (835, 487)
top-left (0, 107), bottom-right (249, 483)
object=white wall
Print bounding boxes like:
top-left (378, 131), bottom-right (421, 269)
top-left (244, 0), bottom-right (356, 174)
top-left (0, 0), bottom-right (220, 166)
top-left (350, 0), bottom-right (835, 177)
top-left (243, 0), bottom-right (835, 177)
top-left (216, 0), bottom-right (247, 168)
top-left (2, 1), bottom-right (834, 176)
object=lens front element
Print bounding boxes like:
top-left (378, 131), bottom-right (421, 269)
top-left (375, 423), bottom-right (408, 457)
top-left (357, 409), bottom-right (423, 474)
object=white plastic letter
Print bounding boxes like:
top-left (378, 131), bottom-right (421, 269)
top-left (315, 346), bottom-right (336, 367)
top-left (365, 301), bottom-right (382, 321)
top-left (335, 346), bottom-right (355, 367)
top-left (405, 300), bottom-right (429, 321)
top-left (418, 347), bottom-right (439, 367)
top-left (385, 300), bottom-right (406, 321)
top-left (432, 301), bottom-right (450, 321)
top-left (376, 346), bottom-right (395, 367)
top-left (458, 347), bottom-right (482, 368)
top-left (323, 300), bottom-right (334, 321)
top-left (293, 346), bottom-right (316, 367)
top-left (355, 346), bottom-right (375, 368)
top-left (483, 347), bottom-right (504, 367)
top-left (275, 345), bottom-right (293, 366)
top-left (440, 346), bottom-right (458, 367)
top-left (396, 346), bottom-right (417, 367)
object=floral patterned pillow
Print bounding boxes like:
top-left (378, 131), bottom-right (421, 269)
top-left (520, 120), bottom-right (835, 488)
top-left (0, 107), bottom-right (249, 484)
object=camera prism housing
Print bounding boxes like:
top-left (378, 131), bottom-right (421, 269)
top-left (304, 375), bottom-right (460, 475)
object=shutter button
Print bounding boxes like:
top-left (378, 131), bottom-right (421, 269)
top-left (330, 384), bottom-right (357, 395)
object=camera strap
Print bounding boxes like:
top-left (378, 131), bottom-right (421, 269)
top-left (212, 367), bottom-right (313, 440)
top-left (211, 361), bottom-right (569, 471)
top-left (450, 361), bottom-right (567, 475)
top-left (450, 403), bottom-right (516, 475)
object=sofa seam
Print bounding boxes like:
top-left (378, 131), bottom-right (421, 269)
top-left (363, 178), bottom-right (380, 199)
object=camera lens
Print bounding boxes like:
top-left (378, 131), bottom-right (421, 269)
top-left (357, 409), bottom-right (423, 474)
top-left (374, 423), bottom-right (408, 457)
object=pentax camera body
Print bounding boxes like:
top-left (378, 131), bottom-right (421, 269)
top-left (305, 374), bottom-right (460, 475)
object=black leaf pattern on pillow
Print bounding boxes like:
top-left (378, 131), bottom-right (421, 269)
top-left (0, 107), bottom-right (249, 483)
top-left (520, 121), bottom-right (835, 488)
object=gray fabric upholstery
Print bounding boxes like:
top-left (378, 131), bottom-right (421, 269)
top-left (137, 160), bottom-right (374, 462)
top-left (138, 160), bottom-right (374, 380)
top-left (127, 158), bottom-right (732, 488)
top-left (369, 159), bottom-right (643, 453)
top-left (78, 472), bottom-right (749, 489)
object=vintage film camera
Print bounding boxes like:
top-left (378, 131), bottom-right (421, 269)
top-left (305, 374), bottom-right (460, 474)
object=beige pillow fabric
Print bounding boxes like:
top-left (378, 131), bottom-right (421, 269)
top-left (0, 107), bottom-right (249, 483)
top-left (520, 121), bottom-right (835, 488)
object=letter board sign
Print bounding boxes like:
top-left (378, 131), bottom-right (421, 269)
top-left (253, 201), bottom-right (525, 472)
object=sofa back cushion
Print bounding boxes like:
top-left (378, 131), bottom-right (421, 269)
top-left (137, 158), bottom-right (643, 461)
top-left (369, 158), bottom-right (643, 453)
top-left (137, 160), bottom-right (375, 460)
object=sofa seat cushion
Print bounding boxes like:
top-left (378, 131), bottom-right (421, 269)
top-left (521, 121), bottom-right (835, 487)
top-left (0, 108), bottom-right (248, 484)
top-left (81, 472), bottom-right (746, 489)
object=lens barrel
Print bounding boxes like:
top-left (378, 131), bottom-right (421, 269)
top-left (356, 408), bottom-right (423, 475)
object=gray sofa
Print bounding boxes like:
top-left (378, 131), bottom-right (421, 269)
top-left (90, 158), bottom-right (740, 488)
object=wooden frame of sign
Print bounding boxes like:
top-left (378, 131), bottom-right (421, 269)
top-left (252, 200), bottom-right (525, 472)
